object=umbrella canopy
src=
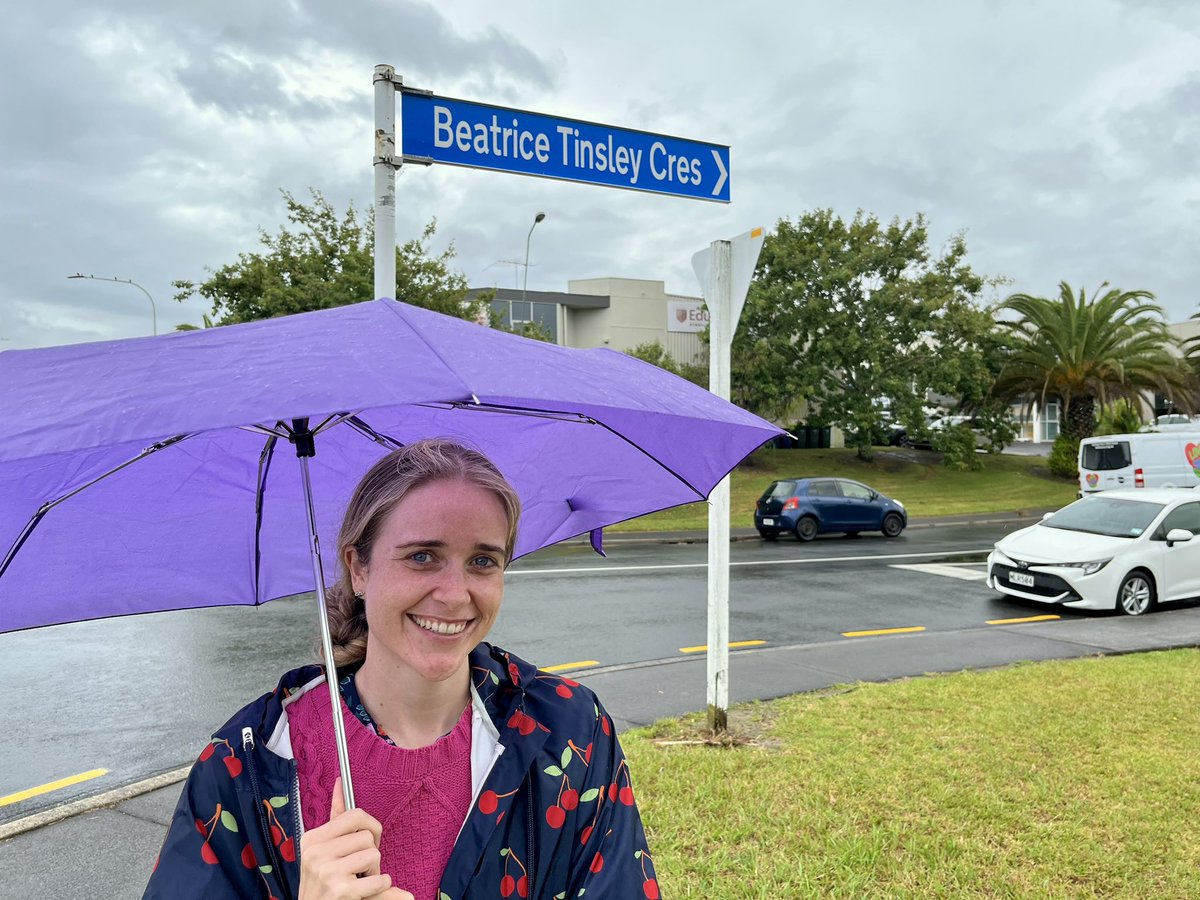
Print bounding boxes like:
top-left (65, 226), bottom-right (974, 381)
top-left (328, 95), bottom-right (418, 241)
top-left (1, 298), bottom-right (780, 632)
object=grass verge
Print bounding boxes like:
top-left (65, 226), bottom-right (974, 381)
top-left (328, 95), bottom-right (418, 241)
top-left (623, 649), bottom-right (1200, 898)
top-left (611, 447), bottom-right (1078, 532)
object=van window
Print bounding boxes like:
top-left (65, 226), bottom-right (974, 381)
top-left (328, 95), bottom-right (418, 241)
top-left (1081, 441), bottom-right (1131, 471)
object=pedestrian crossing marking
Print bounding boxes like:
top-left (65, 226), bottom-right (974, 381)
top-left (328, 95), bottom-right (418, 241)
top-left (890, 562), bottom-right (988, 582)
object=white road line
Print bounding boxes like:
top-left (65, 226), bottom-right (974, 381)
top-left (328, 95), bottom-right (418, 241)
top-left (507, 548), bottom-right (990, 577)
top-left (890, 562), bottom-right (989, 582)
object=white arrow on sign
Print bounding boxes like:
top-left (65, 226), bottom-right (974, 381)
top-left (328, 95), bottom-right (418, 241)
top-left (711, 150), bottom-right (728, 197)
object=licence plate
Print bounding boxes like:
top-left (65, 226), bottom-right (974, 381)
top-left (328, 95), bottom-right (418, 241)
top-left (1009, 571), bottom-right (1035, 588)
top-left (762, 517), bottom-right (776, 526)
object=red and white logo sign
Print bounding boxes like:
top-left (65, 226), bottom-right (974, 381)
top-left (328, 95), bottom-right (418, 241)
top-left (667, 300), bottom-right (708, 333)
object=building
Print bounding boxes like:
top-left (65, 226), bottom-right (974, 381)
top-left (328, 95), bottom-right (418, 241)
top-left (469, 275), bottom-right (850, 447)
top-left (470, 277), bottom-right (707, 365)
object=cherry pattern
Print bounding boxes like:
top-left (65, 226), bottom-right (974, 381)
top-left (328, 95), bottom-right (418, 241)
top-left (193, 802), bottom-right (240, 866)
top-left (498, 847), bottom-right (530, 898)
top-left (198, 737), bottom-right (243, 778)
top-left (636, 849), bottom-right (659, 899)
top-left (541, 731), bottom-right (601, 831)
top-left (262, 795), bottom-right (295, 863)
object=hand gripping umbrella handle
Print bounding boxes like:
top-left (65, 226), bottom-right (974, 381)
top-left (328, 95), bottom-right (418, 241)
top-left (298, 452), bottom-right (356, 811)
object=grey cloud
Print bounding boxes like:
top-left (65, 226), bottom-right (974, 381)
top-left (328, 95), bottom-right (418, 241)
top-left (175, 53), bottom-right (341, 119)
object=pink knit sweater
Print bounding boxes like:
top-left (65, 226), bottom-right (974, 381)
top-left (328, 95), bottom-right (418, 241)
top-left (287, 684), bottom-right (473, 900)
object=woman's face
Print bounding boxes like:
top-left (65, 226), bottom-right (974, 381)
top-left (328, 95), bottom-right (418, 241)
top-left (348, 478), bottom-right (509, 686)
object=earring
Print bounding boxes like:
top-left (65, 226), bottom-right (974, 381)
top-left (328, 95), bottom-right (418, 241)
top-left (354, 590), bottom-right (364, 600)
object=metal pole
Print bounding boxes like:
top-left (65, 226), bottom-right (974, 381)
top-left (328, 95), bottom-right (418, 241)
top-left (706, 239), bottom-right (732, 733)
top-left (298, 455), bottom-right (356, 811)
top-left (67, 274), bottom-right (157, 335)
top-left (521, 212), bottom-right (546, 309)
top-left (374, 65), bottom-right (397, 301)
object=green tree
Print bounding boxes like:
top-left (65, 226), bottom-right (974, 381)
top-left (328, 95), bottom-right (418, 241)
top-left (173, 189), bottom-right (488, 326)
top-left (626, 340), bottom-right (708, 388)
top-left (734, 209), bottom-right (998, 460)
top-left (991, 282), bottom-right (1188, 442)
top-left (1095, 398), bottom-right (1143, 436)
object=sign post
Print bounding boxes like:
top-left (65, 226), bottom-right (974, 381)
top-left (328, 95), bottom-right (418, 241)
top-left (692, 227), bottom-right (764, 733)
top-left (373, 65), bottom-right (398, 301)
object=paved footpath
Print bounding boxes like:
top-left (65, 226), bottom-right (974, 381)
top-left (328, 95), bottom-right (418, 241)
top-left (4, 509), bottom-right (1199, 899)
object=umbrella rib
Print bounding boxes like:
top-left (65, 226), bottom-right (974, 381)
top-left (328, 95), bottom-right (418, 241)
top-left (0, 433), bottom-right (193, 582)
top-left (421, 401), bottom-right (597, 425)
top-left (432, 401), bottom-right (707, 498)
top-left (343, 416), bottom-right (405, 449)
top-left (380, 301), bottom-right (476, 398)
top-left (253, 435), bottom-right (278, 606)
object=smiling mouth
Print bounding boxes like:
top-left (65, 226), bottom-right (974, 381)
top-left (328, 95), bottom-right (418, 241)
top-left (409, 614), bottom-right (470, 636)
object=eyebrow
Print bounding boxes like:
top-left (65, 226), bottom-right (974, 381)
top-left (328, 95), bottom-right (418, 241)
top-left (393, 540), bottom-right (506, 554)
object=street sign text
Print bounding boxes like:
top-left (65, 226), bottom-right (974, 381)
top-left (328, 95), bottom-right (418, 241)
top-left (401, 93), bottom-right (730, 202)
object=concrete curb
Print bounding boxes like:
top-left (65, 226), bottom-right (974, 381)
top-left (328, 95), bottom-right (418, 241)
top-left (0, 765), bottom-right (191, 841)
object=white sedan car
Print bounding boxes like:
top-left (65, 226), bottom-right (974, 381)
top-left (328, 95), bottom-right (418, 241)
top-left (987, 489), bottom-right (1200, 616)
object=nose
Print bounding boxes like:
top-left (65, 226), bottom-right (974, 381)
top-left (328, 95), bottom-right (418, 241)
top-left (431, 563), bottom-right (471, 604)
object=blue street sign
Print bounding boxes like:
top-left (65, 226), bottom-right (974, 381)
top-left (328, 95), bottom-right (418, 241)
top-left (401, 92), bottom-right (730, 203)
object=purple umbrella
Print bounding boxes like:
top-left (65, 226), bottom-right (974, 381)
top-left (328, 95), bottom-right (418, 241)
top-left (0, 298), bottom-right (780, 803)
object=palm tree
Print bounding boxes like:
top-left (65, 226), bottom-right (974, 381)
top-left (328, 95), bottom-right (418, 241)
top-left (992, 282), bottom-right (1189, 441)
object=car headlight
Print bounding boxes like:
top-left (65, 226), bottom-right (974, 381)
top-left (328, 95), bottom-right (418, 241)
top-left (892, 499), bottom-right (905, 510)
top-left (1060, 559), bottom-right (1112, 576)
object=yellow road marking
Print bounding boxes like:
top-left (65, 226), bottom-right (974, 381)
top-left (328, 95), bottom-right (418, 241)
top-left (540, 660), bottom-right (600, 673)
top-left (679, 640), bottom-right (767, 654)
top-left (986, 614), bottom-right (1061, 625)
top-left (842, 626), bottom-right (926, 638)
top-left (0, 769), bottom-right (109, 808)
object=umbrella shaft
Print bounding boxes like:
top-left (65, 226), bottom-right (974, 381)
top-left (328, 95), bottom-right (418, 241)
top-left (299, 455), bottom-right (356, 811)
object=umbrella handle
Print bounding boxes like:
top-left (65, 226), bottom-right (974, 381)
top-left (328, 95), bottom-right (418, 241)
top-left (298, 453), bottom-right (356, 811)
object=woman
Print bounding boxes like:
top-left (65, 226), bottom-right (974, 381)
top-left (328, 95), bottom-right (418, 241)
top-left (145, 439), bottom-right (659, 900)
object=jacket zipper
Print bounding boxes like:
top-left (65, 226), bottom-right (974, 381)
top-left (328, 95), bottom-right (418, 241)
top-left (291, 762), bottom-right (304, 843)
top-left (243, 727), bottom-right (285, 877)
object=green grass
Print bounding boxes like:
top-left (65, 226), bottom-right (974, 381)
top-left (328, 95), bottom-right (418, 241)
top-left (624, 649), bottom-right (1200, 898)
top-left (611, 447), bottom-right (1079, 532)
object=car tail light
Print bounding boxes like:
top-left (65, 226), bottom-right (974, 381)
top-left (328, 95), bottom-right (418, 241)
top-left (1135, 468), bottom-right (1145, 488)
top-left (782, 497), bottom-right (799, 510)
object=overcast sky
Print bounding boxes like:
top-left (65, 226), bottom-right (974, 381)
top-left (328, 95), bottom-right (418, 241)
top-left (3, 0), bottom-right (1198, 349)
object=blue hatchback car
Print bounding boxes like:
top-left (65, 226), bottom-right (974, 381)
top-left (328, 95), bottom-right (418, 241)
top-left (754, 477), bottom-right (907, 541)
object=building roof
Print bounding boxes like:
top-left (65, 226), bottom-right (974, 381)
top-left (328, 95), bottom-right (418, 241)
top-left (467, 287), bottom-right (610, 309)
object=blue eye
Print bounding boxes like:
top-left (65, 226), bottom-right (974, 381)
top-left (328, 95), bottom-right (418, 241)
top-left (473, 555), bottom-right (499, 569)
top-left (409, 551), bottom-right (432, 564)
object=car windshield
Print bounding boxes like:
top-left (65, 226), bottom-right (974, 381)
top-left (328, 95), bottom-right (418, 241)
top-left (1041, 497), bottom-right (1165, 538)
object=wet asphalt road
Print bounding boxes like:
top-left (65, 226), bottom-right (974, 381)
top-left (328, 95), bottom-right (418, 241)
top-left (0, 519), bottom-right (1042, 823)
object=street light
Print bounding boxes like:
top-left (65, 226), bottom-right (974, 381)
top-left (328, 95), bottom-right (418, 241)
top-left (68, 273), bottom-right (158, 336)
top-left (521, 212), bottom-right (546, 309)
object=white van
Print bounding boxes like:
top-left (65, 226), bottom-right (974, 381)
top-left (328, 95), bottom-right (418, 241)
top-left (1078, 432), bottom-right (1200, 495)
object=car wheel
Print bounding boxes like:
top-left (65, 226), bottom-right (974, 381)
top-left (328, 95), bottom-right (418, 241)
top-left (1116, 571), bottom-right (1156, 616)
top-left (882, 513), bottom-right (905, 538)
top-left (795, 516), bottom-right (818, 542)
top-left (758, 529), bottom-right (779, 542)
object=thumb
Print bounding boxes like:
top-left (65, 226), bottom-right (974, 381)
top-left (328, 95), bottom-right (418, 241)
top-left (330, 776), bottom-right (345, 819)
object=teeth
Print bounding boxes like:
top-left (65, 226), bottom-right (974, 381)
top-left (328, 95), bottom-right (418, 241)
top-left (411, 615), bottom-right (467, 636)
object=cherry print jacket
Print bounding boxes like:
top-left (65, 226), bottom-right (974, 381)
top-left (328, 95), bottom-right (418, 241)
top-left (144, 643), bottom-right (660, 899)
